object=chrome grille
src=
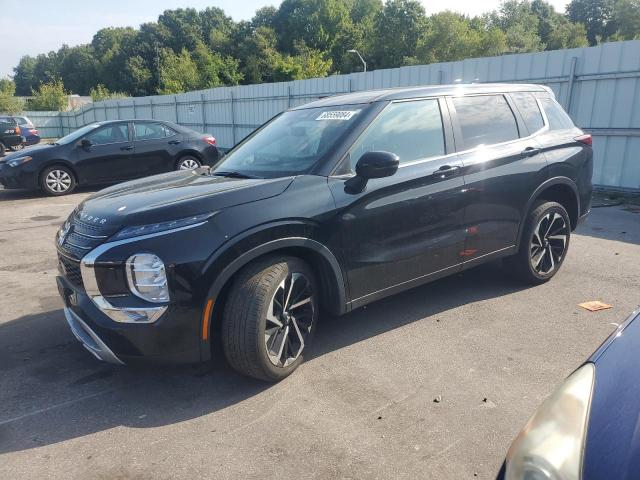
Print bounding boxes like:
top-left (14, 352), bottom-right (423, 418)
top-left (58, 217), bottom-right (116, 261)
top-left (59, 254), bottom-right (83, 290)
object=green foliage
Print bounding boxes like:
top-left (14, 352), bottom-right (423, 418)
top-left (90, 84), bottom-right (128, 102)
top-left (0, 78), bottom-right (23, 114)
top-left (26, 79), bottom-right (68, 111)
top-left (9, 0), bottom-right (630, 98)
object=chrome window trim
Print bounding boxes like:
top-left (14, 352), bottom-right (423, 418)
top-left (329, 91), bottom-right (550, 178)
top-left (133, 121), bottom-right (178, 142)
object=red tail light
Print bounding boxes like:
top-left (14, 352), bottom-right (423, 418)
top-left (203, 135), bottom-right (216, 146)
top-left (575, 134), bottom-right (592, 146)
top-left (30, 129), bottom-right (38, 135)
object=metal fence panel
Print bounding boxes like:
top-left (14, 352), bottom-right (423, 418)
top-left (21, 40), bottom-right (640, 191)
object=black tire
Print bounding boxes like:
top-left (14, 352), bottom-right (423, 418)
top-left (40, 165), bottom-right (76, 196)
top-left (221, 255), bottom-right (319, 382)
top-left (176, 156), bottom-right (201, 171)
top-left (505, 201), bottom-right (571, 284)
top-left (0, 142), bottom-right (5, 157)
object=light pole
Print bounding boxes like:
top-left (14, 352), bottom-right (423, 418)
top-left (347, 49), bottom-right (367, 73)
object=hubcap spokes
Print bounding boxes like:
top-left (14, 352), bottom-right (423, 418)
top-left (46, 170), bottom-right (71, 193)
top-left (265, 272), bottom-right (314, 367)
top-left (180, 159), bottom-right (199, 170)
top-left (530, 212), bottom-right (568, 275)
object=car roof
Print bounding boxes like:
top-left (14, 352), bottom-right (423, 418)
top-left (292, 83), bottom-right (551, 110)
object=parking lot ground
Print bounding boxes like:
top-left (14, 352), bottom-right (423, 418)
top-left (0, 187), bottom-right (639, 480)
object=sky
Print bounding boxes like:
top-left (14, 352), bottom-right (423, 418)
top-left (0, 0), bottom-right (570, 78)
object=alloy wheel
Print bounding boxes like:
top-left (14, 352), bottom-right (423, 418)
top-left (11, 144), bottom-right (24, 151)
top-left (265, 272), bottom-right (315, 367)
top-left (530, 212), bottom-right (568, 275)
top-left (179, 158), bottom-right (200, 170)
top-left (46, 169), bottom-right (72, 193)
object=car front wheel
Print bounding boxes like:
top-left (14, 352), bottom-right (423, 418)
top-left (505, 201), bottom-right (571, 284)
top-left (221, 256), bottom-right (318, 382)
top-left (40, 166), bottom-right (76, 196)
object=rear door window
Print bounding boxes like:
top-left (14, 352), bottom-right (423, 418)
top-left (452, 95), bottom-right (520, 150)
top-left (511, 92), bottom-right (545, 134)
top-left (134, 122), bottom-right (173, 140)
top-left (539, 98), bottom-right (575, 130)
top-left (347, 99), bottom-right (445, 169)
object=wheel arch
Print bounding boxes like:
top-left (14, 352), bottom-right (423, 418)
top-left (175, 150), bottom-right (204, 169)
top-left (39, 160), bottom-right (79, 184)
top-left (517, 176), bottom-right (580, 247)
top-left (199, 236), bottom-right (348, 360)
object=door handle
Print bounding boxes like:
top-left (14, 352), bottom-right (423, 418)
top-left (168, 140), bottom-right (181, 145)
top-left (120, 145), bottom-right (133, 151)
top-left (433, 165), bottom-right (460, 179)
top-left (521, 146), bottom-right (540, 157)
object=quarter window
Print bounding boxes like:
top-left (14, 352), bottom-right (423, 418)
top-left (347, 99), bottom-right (445, 169)
top-left (135, 122), bottom-right (174, 140)
top-left (86, 124), bottom-right (129, 145)
top-left (511, 92), bottom-right (545, 134)
top-left (539, 98), bottom-right (575, 130)
top-left (452, 95), bottom-right (519, 149)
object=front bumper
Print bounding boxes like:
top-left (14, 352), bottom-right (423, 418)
top-left (57, 274), bottom-right (203, 365)
top-left (0, 163), bottom-right (38, 189)
top-left (64, 305), bottom-right (124, 364)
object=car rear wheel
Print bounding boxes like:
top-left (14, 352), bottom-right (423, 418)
top-left (10, 144), bottom-right (24, 152)
top-left (221, 255), bottom-right (318, 382)
top-left (40, 166), bottom-right (76, 196)
top-left (0, 142), bottom-right (5, 157)
top-left (505, 201), bottom-right (571, 284)
top-left (176, 156), bottom-right (201, 171)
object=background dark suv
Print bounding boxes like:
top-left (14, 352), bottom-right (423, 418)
top-left (55, 83), bottom-right (592, 381)
top-left (0, 119), bottom-right (218, 195)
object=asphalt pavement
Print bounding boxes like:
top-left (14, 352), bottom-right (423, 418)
top-left (1, 187), bottom-right (639, 480)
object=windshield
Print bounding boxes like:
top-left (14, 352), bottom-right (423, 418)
top-left (213, 105), bottom-right (365, 178)
top-left (55, 124), bottom-right (101, 145)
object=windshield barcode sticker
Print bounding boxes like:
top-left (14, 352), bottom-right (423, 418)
top-left (316, 110), bottom-right (359, 121)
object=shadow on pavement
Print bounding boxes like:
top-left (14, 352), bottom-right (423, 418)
top-left (0, 261), bottom-right (529, 454)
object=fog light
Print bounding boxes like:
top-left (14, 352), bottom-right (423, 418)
top-left (125, 253), bottom-right (169, 303)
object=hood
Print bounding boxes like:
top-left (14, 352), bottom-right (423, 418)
top-left (73, 170), bottom-right (294, 231)
top-left (0, 143), bottom-right (56, 162)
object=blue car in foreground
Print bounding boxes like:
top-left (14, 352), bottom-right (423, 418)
top-left (500, 306), bottom-right (640, 480)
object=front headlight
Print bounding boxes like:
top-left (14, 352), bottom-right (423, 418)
top-left (505, 363), bottom-right (595, 480)
top-left (8, 156), bottom-right (32, 167)
top-left (125, 253), bottom-right (169, 303)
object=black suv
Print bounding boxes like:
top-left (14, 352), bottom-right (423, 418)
top-left (0, 120), bottom-right (218, 195)
top-left (0, 117), bottom-right (24, 156)
top-left (55, 84), bottom-right (592, 381)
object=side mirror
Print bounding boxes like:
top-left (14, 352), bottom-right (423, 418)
top-left (79, 138), bottom-right (92, 149)
top-left (345, 151), bottom-right (399, 194)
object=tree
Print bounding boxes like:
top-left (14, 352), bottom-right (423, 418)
top-left (612, 0), bottom-right (640, 39)
top-left (157, 48), bottom-right (200, 94)
top-left (90, 84), bottom-right (127, 102)
top-left (567, 0), bottom-right (616, 44)
top-left (371, 0), bottom-right (428, 68)
top-left (0, 79), bottom-right (23, 114)
top-left (59, 45), bottom-right (98, 95)
top-left (26, 80), bottom-right (68, 111)
top-left (13, 56), bottom-right (38, 96)
top-left (487, 1), bottom-right (544, 52)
